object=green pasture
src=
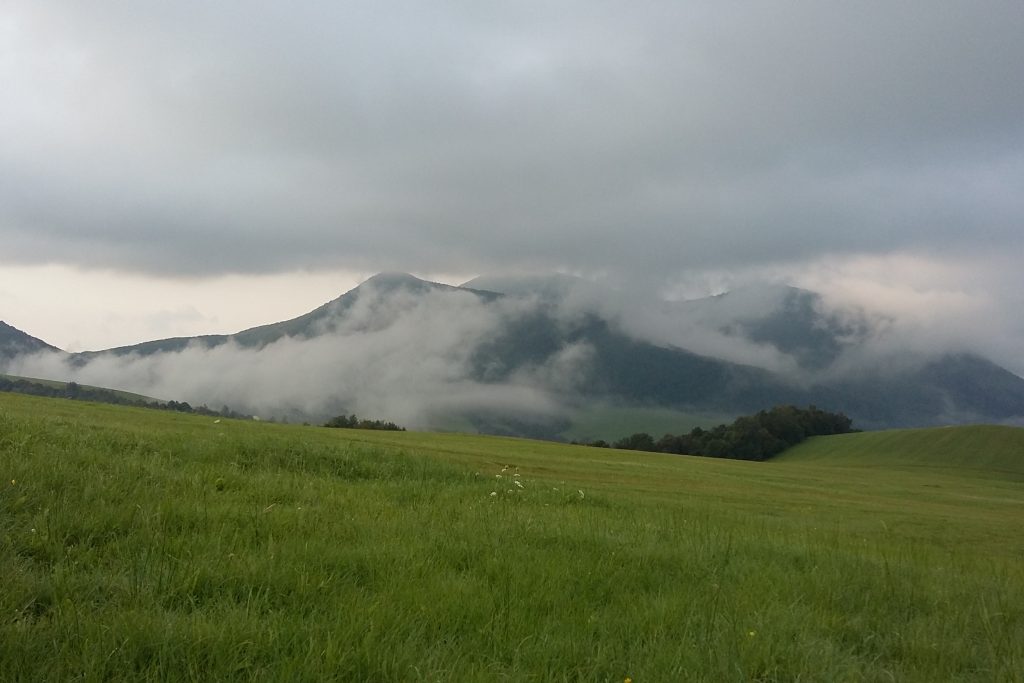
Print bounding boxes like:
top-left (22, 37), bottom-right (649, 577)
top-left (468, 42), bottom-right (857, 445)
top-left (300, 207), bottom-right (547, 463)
top-left (1, 392), bottom-right (1022, 681)
top-left (778, 424), bottom-right (1024, 476)
top-left (560, 404), bottom-right (728, 443)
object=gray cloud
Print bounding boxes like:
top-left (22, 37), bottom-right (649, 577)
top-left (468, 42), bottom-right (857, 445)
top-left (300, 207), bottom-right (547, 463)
top-left (2, 2), bottom-right (1022, 279)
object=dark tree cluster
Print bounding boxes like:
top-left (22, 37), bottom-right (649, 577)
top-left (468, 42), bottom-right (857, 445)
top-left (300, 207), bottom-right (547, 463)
top-left (323, 414), bottom-right (406, 431)
top-left (586, 405), bottom-right (855, 461)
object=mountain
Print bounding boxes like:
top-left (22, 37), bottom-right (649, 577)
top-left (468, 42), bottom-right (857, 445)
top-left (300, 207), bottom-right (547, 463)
top-left (818, 353), bottom-right (1024, 428)
top-left (74, 272), bottom-right (500, 362)
top-left (674, 285), bottom-right (873, 371)
top-left (3, 273), bottom-right (1024, 435)
top-left (455, 274), bottom-right (1024, 429)
top-left (0, 321), bottom-right (61, 361)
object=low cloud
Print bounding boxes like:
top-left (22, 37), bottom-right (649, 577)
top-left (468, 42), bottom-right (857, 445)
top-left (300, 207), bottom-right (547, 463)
top-left (792, 252), bottom-right (1024, 378)
top-left (5, 283), bottom-right (578, 429)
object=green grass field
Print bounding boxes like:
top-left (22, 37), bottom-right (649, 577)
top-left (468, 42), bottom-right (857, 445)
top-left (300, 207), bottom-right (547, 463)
top-left (560, 404), bottom-right (729, 443)
top-left (778, 425), bottom-right (1024, 476)
top-left (1, 392), bottom-right (1022, 681)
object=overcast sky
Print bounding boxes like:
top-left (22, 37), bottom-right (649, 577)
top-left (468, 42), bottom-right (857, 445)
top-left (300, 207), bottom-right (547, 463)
top-left (2, 1), bottom-right (1022, 371)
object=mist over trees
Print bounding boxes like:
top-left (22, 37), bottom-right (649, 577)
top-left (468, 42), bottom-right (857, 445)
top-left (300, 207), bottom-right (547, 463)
top-left (595, 405), bottom-right (855, 461)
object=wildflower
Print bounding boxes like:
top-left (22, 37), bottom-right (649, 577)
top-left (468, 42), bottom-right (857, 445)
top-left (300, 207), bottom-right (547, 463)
top-left (512, 473), bottom-right (520, 478)
top-left (578, 489), bottom-right (585, 499)
top-left (514, 480), bottom-right (524, 489)
top-left (9, 479), bottom-right (14, 485)
top-left (748, 630), bottom-right (756, 637)
top-left (625, 678), bottom-right (633, 683)
top-left (490, 492), bottom-right (497, 497)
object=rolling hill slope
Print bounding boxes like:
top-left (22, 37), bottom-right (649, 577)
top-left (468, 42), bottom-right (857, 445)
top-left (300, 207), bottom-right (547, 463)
top-left (776, 424), bottom-right (1024, 475)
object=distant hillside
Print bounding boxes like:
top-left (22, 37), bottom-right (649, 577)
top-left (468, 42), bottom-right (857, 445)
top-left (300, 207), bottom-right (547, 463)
top-left (73, 272), bottom-right (500, 361)
top-left (0, 373), bottom-right (163, 405)
top-left (776, 424), bottom-right (1024, 476)
top-left (674, 285), bottom-right (873, 371)
top-left (0, 321), bottom-right (61, 361)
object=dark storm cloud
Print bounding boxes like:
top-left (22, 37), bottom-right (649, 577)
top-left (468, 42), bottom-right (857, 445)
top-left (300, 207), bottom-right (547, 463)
top-left (1, 1), bottom-right (1023, 280)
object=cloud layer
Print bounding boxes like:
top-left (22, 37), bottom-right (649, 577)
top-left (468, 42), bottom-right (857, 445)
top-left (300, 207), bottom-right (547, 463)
top-left (2, 2), bottom-right (1022, 281)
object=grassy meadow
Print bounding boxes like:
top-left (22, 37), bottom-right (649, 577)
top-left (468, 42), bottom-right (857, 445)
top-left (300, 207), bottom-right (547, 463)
top-left (1, 392), bottom-right (1023, 681)
top-left (560, 405), bottom-right (729, 443)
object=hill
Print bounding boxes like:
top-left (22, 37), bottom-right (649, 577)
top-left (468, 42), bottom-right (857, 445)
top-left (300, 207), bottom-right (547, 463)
top-left (0, 321), bottom-right (61, 361)
top-left (0, 373), bottom-right (164, 406)
top-left (1, 392), bottom-right (1021, 680)
top-left (776, 424), bottom-right (1024, 476)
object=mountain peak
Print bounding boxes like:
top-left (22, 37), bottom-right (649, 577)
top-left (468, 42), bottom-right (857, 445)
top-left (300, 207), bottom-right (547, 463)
top-left (362, 272), bottom-right (426, 287)
top-left (358, 272), bottom-right (478, 297)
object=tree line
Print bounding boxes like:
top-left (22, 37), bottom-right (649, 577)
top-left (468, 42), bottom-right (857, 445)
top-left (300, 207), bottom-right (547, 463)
top-left (323, 414), bottom-right (406, 431)
top-left (578, 405), bottom-right (855, 461)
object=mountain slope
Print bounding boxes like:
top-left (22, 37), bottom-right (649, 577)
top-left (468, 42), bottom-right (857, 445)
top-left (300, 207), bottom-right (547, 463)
top-left (472, 274), bottom-right (1024, 428)
top-left (672, 285), bottom-right (872, 371)
top-left (0, 321), bottom-right (61, 361)
top-left (76, 272), bottom-right (500, 361)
